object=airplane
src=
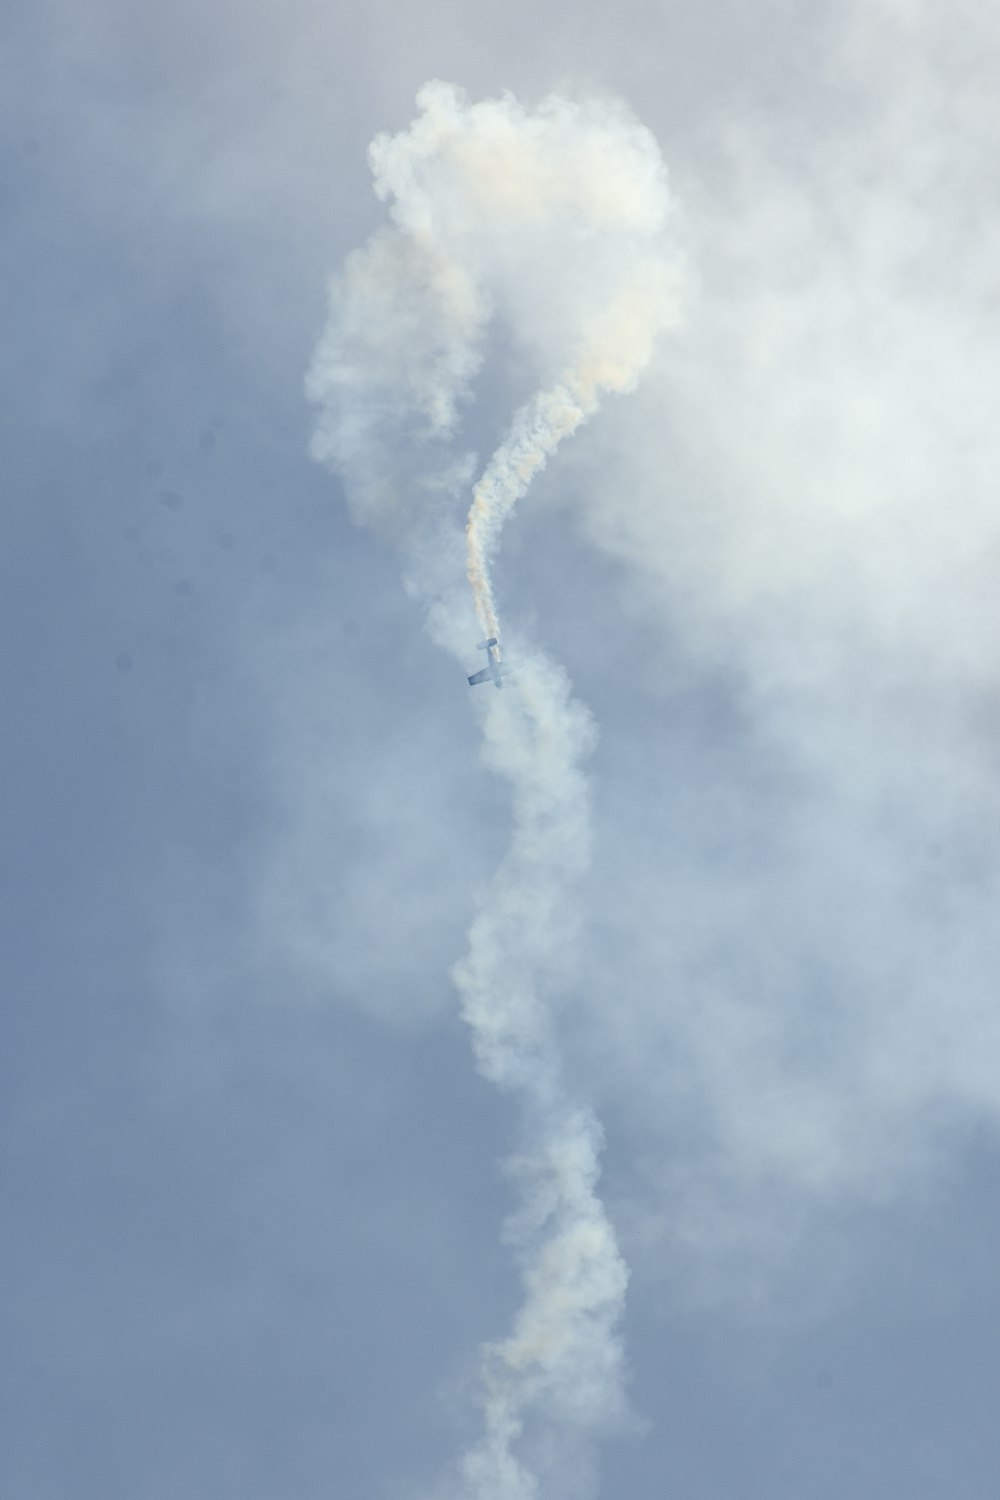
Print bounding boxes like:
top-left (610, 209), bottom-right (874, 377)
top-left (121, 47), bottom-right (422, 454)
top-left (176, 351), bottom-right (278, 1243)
top-left (467, 637), bottom-right (510, 689)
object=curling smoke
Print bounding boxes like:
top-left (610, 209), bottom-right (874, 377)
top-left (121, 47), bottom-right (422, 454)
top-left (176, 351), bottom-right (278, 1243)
top-left (465, 262), bottom-right (678, 643)
top-left (307, 81), bottom-right (682, 1499)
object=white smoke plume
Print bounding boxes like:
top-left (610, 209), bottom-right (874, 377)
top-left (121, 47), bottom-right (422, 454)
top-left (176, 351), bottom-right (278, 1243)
top-left (541, 0), bottom-right (1000, 1302)
top-left (307, 82), bottom-right (683, 1498)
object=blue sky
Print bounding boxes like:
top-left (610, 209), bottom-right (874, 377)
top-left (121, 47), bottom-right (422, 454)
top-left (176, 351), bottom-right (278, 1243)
top-left (5, 1), bottom-right (1000, 1496)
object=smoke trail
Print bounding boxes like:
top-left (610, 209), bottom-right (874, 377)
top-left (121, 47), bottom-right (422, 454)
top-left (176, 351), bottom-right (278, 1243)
top-left (307, 81), bottom-right (682, 1498)
top-left (465, 262), bottom-right (677, 643)
top-left (445, 654), bottom-right (631, 1500)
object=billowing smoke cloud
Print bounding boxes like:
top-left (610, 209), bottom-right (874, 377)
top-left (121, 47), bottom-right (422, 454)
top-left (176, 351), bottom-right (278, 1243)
top-left (307, 81), bottom-right (682, 1498)
top-left (541, 0), bottom-right (1000, 1301)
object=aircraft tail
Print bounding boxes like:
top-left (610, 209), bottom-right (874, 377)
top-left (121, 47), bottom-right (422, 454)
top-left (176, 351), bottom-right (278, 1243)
top-left (477, 637), bottom-right (498, 650)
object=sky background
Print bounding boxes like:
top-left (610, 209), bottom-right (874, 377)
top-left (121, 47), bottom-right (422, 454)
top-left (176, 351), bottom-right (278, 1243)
top-left (4, 0), bottom-right (1000, 1496)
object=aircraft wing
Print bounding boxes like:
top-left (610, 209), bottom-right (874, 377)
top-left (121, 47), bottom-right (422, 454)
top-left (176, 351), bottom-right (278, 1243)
top-left (468, 667), bottom-right (491, 686)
